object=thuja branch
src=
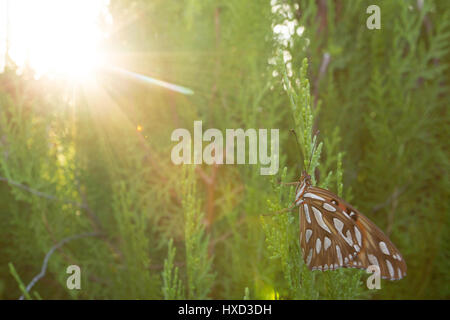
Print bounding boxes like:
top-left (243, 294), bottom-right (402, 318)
top-left (1, 174), bottom-right (104, 234)
top-left (1, 174), bottom-right (123, 279)
top-left (0, 176), bottom-right (86, 209)
top-left (18, 232), bottom-right (100, 300)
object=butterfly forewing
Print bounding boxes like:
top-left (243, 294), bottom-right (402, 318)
top-left (299, 199), bottom-right (359, 271)
top-left (298, 184), bottom-right (407, 280)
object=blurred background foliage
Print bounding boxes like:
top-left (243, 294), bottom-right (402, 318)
top-left (0, 0), bottom-right (449, 299)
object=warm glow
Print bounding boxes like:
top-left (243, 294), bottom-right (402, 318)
top-left (1, 0), bottom-right (111, 80)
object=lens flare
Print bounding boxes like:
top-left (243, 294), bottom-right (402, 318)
top-left (2, 0), bottom-right (111, 80)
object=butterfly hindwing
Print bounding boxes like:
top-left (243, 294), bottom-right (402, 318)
top-left (348, 212), bottom-right (407, 280)
top-left (302, 186), bottom-right (407, 280)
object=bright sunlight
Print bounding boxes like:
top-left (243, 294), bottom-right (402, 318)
top-left (0, 0), bottom-right (111, 80)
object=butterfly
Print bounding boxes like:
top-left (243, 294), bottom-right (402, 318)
top-left (292, 171), bottom-right (407, 280)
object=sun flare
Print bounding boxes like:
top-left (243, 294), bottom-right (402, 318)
top-left (1, 0), bottom-right (111, 80)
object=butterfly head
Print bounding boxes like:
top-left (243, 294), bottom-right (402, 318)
top-left (299, 171), bottom-right (312, 185)
top-left (294, 171), bottom-right (312, 205)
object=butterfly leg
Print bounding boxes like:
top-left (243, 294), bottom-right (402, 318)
top-left (281, 181), bottom-right (300, 186)
top-left (274, 181), bottom-right (300, 187)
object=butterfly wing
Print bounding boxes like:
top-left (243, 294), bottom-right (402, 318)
top-left (298, 197), bottom-right (360, 271)
top-left (346, 212), bottom-right (407, 280)
top-left (305, 186), bottom-right (407, 280)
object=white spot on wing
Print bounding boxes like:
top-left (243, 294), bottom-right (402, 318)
top-left (341, 211), bottom-right (351, 220)
top-left (333, 218), bottom-right (354, 247)
top-left (312, 207), bottom-right (331, 233)
top-left (379, 241), bottom-right (390, 255)
top-left (354, 226), bottom-right (362, 246)
top-left (306, 249), bottom-right (313, 266)
top-left (386, 259), bottom-right (394, 278)
top-left (336, 245), bottom-right (343, 266)
top-left (303, 204), bottom-right (311, 223)
top-left (316, 238), bottom-right (322, 254)
top-left (305, 229), bottom-right (312, 243)
top-left (345, 230), bottom-right (354, 246)
top-left (333, 218), bottom-right (344, 232)
top-left (304, 193), bottom-right (325, 201)
top-left (323, 203), bottom-right (336, 212)
top-left (368, 254), bottom-right (379, 267)
top-left (296, 183), bottom-right (305, 199)
top-left (324, 237), bottom-right (331, 251)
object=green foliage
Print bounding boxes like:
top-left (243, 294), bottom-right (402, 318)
top-left (243, 287), bottom-right (250, 300)
top-left (8, 263), bottom-right (32, 300)
top-left (162, 239), bottom-right (184, 300)
top-left (181, 167), bottom-right (215, 299)
top-left (0, 0), bottom-right (448, 300)
top-left (261, 58), bottom-right (365, 299)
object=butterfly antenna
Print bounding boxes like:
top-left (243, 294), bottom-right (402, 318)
top-left (307, 130), bottom-right (320, 172)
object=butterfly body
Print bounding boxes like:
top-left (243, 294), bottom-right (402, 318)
top-left (294, 171), bottom-right (407, 280)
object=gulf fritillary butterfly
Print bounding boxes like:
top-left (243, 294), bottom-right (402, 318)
top-left (292, 171), bottom-right (407, 280)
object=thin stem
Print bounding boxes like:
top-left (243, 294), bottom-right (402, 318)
top-left (19, 232), bottom-right (100, 300)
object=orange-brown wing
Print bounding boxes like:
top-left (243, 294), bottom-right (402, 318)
top-left (299, 196), bottom-right (360, 271)
top-left (307, 186), bottom-right (407, 280)
top-left (346, 212), bottom-right (407, 280)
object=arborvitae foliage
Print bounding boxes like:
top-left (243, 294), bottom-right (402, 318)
top-left (181, 167), bottom-right (215, 299)
top-left (261, 59), bottom-right (366, 299)
top-left (162, 239), bottom-right (184, 300)
top-left (0, 0), bottom-right (448, 299)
